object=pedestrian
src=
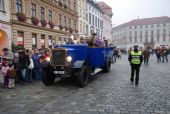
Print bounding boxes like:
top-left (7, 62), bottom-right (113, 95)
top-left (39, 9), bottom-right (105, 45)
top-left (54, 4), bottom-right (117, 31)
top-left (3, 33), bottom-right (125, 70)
top-left (143, 48), bottom-right (150, 65)
top-left (7, 64), bottom-right (16, 88)
top-left (18, 50), bottom-right (30, 84)
top-left (128, 45), bottom-right (143, 85)
top-left (162, 47), bottom-right (168, 63)
top-left (155, 47), bottom-right (161, 63)
top-left (27, 51), bottom-right (34, 83)
top-left (1, 61), bottom-right (9, 88)
top-left (2, 48), bottom-right (14, 65)
top-left (32, 49), bottom-right (42, 80)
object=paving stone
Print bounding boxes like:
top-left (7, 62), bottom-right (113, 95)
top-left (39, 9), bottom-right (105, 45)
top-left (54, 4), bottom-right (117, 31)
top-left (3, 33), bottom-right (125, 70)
top-left (0, 56), bottom-right (170, 113)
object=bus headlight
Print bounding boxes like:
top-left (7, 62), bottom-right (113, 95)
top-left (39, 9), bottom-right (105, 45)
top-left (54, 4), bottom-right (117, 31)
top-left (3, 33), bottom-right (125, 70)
top-left (46, 56), bottom-right (51, 62)
top-left (66, 56), bottom-right (72, 62)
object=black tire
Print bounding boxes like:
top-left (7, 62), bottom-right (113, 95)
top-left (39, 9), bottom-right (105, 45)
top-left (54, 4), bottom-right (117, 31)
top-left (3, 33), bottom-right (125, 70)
top-left (42, 69), bottom-right (55, 86)
top-left (103, 59), bottom-right (111, 73)
top-left (76, 65), bottom-right (90, 88)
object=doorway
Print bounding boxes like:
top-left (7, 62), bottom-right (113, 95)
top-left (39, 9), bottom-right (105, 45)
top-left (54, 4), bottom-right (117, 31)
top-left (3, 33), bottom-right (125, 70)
top-left (0, 29), bottom-right (8, 55)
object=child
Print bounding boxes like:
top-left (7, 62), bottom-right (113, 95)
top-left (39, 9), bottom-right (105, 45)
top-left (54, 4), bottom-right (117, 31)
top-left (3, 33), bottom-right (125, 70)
top-left (7, 64), bottom-right (16, 88)
top-left (1, 61), bottom-right (9, 88)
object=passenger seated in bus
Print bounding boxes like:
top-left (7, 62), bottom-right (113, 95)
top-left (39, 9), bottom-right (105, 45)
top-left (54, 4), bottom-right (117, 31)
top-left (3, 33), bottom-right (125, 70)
top-left (87, 33), bottom-right (104, 47)
top-left (67, 38), bottom-right (74, 45)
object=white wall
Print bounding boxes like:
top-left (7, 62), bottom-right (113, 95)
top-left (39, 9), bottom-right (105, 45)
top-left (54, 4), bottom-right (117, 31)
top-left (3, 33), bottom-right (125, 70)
top-left (103, 14), bottom-right (112, 40)
top-left (112, 23), bottom-right (170, 49)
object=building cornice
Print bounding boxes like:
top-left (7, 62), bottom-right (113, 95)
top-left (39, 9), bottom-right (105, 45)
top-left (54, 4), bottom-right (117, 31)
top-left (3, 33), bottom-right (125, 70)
top-left (42, 0), bottom-right (79, 18)
top-left (11, 20), bottom-right (70, 35)
top-left (87, 0), bottom-right (103, 14)
top-left (0, 20), bottom-right (11, 25)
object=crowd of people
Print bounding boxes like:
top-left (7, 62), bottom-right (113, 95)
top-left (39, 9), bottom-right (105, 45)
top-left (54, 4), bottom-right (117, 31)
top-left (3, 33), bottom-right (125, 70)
top-left (128, 46), bottom-right (170, 65)
top-left (0, 33), bottom-right (113, 89)
top-left (0, 47), bottom-right (52, 89)
top-left (155, 47), bottom-right (169, 63)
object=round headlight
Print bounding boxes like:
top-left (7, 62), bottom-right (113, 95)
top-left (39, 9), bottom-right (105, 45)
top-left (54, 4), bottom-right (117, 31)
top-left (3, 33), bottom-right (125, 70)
top-left (46, 57), bottom-right (51, 62)
top-left (66, 56), bottom-right (72, 62)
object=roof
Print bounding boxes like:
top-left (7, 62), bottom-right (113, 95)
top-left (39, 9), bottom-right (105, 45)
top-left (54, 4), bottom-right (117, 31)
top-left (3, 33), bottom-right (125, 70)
top-left (113, 16), bottom-right (170, 30)
top-left (97, 1), bottom-right (113, 18)
top-left (87, 0), bottom-right (104, 13)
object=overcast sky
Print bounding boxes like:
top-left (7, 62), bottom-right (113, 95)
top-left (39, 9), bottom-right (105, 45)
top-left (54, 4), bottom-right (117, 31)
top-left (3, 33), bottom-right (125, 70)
top-left (97, 0), bottom-right (170, 26)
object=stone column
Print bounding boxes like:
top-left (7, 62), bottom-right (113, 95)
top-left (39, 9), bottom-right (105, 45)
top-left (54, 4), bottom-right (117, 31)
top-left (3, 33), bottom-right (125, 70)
top-left (37, 34), bottom-right (41, 49)
top-left (45, 34), bottom-right (49, 48)
top-left (24, 32), bottom-right (32, 50)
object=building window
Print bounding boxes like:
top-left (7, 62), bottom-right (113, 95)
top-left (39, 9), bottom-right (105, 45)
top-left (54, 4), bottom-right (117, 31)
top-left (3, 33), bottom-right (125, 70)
top-left (59, 14), bottom-right (61, 25)
top-left (40, 7), bottom-right (45, 20)
top-left (68, 0), bottom-right (70, 8)
top-left (74, 20), bottom-right (77, 30)
top-left (74, 2), bottom-right (76, 12)
top-left (95, 17), bottom-right (97, 27)
top-left (48, 10), bottom-right (52, 22)
top-left (134, 31), bottom-right (137, 42)
top-left (145, 25), bottom-right (148, 28)
top-left (0, 0), bottom-right (4, 11)
top-left (32, 34), bottom-right (37, 49)
top-left (163, 29), bottom-right (166, 41)
top-left (92, 15), bottom-right (94, 26)
top-left (31, 3), bottom-right (36, 17)
top-left (48, 36), bottom-right (52, 48)
top-left (89, 13), bottom-right (91, 24)
top-left (17, 31), bottom-right (24, 47)
top-left (157, 36), bottom-right (160, 42)
top-left (16, 0), bottom-right (22, 13)
top-left (41, 35), bottom-right (45, 48)
top-left (64, 16), bottom-right (67, 27)
top-left (80, 22), bottom-right (82, 33)
top-left (140, 36), bottom-right (142, 42)
top-left (130, 26), bottom-right (132, 29)
top-left (157, 24), bottom-right (160, 27)
top-left (129, 37), bottom-right (132, 43)
top-left (100, 20), bottom-right (103, 29)
top-left (164, 23), bottom-right (166, 27)
top-left (86, 13), bottom-right (88, 21)
top-left (68, 18), bottom-right (71, 28)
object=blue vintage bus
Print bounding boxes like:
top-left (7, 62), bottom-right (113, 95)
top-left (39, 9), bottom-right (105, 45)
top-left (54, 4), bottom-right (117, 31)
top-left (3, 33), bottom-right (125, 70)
top-left (41, 45), bottom-right (113, 87)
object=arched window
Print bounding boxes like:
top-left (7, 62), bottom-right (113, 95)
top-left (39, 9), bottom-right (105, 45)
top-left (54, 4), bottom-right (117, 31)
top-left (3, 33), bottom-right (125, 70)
top-left (16, 0), bottom-right (22, 13)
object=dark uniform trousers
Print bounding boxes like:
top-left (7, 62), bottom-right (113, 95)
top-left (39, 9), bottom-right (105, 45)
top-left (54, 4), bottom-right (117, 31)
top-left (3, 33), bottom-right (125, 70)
top-left (131, 64), bottom-right (140, 83)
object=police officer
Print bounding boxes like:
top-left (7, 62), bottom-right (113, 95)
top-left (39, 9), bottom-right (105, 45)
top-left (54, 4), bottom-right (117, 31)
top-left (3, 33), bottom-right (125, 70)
top-left (128, 45), bottom-right (143, 85)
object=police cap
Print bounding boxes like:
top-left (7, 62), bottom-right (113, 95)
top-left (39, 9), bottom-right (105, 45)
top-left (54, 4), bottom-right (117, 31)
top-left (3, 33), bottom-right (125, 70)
top-left (133, 45), bottom-right (139, 50)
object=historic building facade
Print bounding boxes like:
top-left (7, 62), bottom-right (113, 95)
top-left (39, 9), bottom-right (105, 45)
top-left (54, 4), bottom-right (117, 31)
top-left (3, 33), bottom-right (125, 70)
top-left (10, 0), bottom-right (78, 50)
top-left (0, 0), bottom-right (12, 55)
top-left (112, 16), bottom-right (170, 50)
top-left (77, 0), bottom-right (86, 37)
top-left (97, 2), bottom-right (113, 41)
top-left (86, 0), bottom-right (103, 38)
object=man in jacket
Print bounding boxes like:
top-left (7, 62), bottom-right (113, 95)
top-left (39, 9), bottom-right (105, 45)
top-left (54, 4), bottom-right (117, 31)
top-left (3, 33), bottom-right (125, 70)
top-left (128, 45), bottom-right (143, 85)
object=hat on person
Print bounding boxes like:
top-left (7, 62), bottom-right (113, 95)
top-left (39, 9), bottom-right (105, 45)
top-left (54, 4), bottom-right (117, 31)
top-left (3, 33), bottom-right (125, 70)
top-left (92, 33), bottom-right (97, 36)
top-left (133, 45), bottom-right (139, 50)
top-left (2, 61), bottom-right (7, 66)
top-left (2, 48), bottom-right (9, 51)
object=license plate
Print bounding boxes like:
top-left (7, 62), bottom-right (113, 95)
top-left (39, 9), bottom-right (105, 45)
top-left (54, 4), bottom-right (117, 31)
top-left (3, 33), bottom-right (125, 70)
top-left (54, 71), bottom-right (65, 74)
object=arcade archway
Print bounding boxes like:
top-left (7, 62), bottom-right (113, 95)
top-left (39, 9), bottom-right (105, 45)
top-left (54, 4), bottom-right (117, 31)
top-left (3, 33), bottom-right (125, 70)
top-left (0, 29), bottom-right (8, 55)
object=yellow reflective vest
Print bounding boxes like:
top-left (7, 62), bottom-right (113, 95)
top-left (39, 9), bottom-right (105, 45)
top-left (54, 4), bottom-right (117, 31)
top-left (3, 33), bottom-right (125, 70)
top-left (130, 51), bottom-right (142, 64)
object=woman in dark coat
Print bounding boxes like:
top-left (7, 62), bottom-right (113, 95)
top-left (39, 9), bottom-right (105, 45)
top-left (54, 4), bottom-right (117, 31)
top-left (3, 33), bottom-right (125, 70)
top-left (18, 51), bottom-right (30, 84)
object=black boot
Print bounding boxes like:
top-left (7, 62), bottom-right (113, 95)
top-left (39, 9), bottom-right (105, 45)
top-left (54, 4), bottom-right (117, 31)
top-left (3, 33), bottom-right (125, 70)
top-left (130, 78), bottom-right (134, 82)
top-left (135, 81), bottom-right (138, 86)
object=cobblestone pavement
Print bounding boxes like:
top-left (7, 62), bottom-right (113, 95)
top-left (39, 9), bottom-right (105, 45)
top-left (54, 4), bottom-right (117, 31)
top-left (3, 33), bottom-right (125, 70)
top-left (0, 55), bottom-right (170, 114)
